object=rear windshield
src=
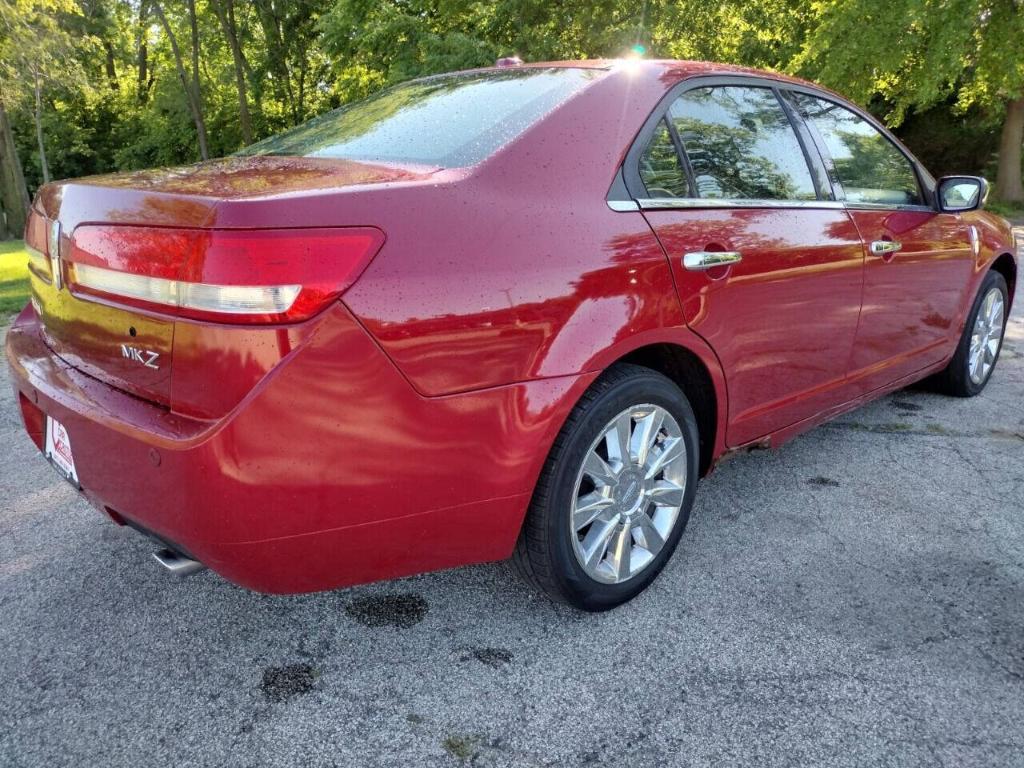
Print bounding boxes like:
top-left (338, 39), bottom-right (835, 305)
top-left (239, 68), bottom-right (602, 168)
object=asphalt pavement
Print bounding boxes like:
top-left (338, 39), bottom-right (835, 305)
top-left (1, 274), bottom-right (1022, 767)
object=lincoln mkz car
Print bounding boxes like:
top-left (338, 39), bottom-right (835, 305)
top-left (7, 60), bottom-right (1017, 610)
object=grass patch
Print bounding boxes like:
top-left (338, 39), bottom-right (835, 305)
top-left (987, 200), bottom-right (1024, 223)
top-left (441, 735), bottom-right (478, 762)
top-left (0, 239), bottom-right (31, 319)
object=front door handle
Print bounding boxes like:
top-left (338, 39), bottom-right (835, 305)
top-left (683, 251), bottom-right (743, 271)
top-left (869, 240), bottom-right (902, 255)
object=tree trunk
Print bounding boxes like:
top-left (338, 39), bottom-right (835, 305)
top-left (995, 96), bottom-right (1024, 203)
top-left (33, 69), bottom-right (51, 185)
top-left (153, 1), bottom-right (209, 160)
top-left (253, 0), bottom-right (297, 122)
top-left (297, 61), bottom-right (307, 124)
top-left (137, 1), bottom-right (150, 103)
top-left (0, 99), bottom-right (30, 238)
top-left (185, 0), bottom-right (210, 158)
top-left (104, 40), bottom-right (118, 90)
top-left (212, 0), bottom-right (253, 144)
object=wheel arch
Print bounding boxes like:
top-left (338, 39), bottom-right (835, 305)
top-left (513, 333), bottom-right (729, 551)
top-left (991, 252), bottom-right (1017, 309)
top-left (614, 342), bottom-right (724, 477)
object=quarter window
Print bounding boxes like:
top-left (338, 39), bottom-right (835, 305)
top-left (639, 119), bottom-right (689, 198)
top-left (667, 86), bottom-right (817, 201)
top-left (791, 94), bottom-right (922, 206)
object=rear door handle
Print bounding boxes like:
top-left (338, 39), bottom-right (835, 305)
top-left (869, 240), bottom-right (902, 255)
top-left (683, 251), bottom-right (743, 271)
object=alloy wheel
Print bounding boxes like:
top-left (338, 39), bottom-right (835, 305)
top-left (968, 287), bottom-right (1005, 385)
top-left (569, 404), bottom-right (688, 584)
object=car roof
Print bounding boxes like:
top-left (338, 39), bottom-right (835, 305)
top-left (485, 58), bottom-right (846, 102)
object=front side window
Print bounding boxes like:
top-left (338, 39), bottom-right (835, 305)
top-left (667, 86), bottom-right (817, 201)
top-left (239, 68), bottom-right (602, 168)
top-left (791, 94), bottom-right (922, 206)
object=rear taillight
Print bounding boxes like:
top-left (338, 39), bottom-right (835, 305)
top-left (24, 209), bottom-right (53, 282)
top-left (65, 226), bottom-right (385, 324)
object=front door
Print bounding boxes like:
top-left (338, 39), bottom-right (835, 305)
top-left (788, 93), bottom-right (976, 392)
top-left (635, 83), bottom-right (865, 447)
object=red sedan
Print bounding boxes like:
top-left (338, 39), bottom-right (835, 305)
top-left (7, 60), bottom-right (1017, 610)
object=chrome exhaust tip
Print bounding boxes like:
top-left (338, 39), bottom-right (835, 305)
top-left (152, 548), bottom-right (206, 577)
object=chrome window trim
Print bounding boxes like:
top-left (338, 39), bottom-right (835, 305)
top-left (637, 198), bottom-right (845, 211)
top-left (843, 201), bottom-right (935, 213)
top-left (606, 199), bottom-right (640, 212)
top-left (636, 197), bottom-right (936, 213)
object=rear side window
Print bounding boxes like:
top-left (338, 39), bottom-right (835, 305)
top-left (666, 86), bottom-right (817, 201)
top-left (791, 94), bottom-right (922, 206)
top-left (240, 68), bottom-right (602, 168)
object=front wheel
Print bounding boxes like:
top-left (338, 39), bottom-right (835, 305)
top-left (933, 271), bottom-right (1009, 397)
top-left (512, 364), bottom-right (700, 611)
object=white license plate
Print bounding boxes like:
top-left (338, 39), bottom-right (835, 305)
top-left (44, 416), bottom-right (80, 487)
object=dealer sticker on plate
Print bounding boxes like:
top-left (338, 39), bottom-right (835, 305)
top-left (44, 416), bottom-right (80, 487)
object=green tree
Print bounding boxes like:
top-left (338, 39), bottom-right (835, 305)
top-left (791, 0), bottom-right (1024, 202)
top-left (0, 0), bottom-right (95, 184)
top-left (152, 0), bottom-right (209, 159)
top-left (0, 99), bottom-right (30, 238)
top-left (251, 0), bottom-right (333, 127)
top-left (0, 0), bottom-right (1020, 213)
top-left (318, 0), bottom-right (499, 89)
top-left (210, 0), bottom-right (253, 144)
top-left (649, 0), bottom-right (812, 70)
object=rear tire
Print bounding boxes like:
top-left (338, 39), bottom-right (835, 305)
top-left (932, 271), bottom-right (1008, 397)
top-left (512, 363), bottom-right (700, 611)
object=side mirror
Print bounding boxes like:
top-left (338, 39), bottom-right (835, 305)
top-left (937, 175), bottom-right (988, 213)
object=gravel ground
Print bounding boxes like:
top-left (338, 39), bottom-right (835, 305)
top-left (1, 275), bottom-right (1022, 768)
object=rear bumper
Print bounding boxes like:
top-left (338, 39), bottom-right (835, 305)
top-left (6, 302), bottom-right (592, 593)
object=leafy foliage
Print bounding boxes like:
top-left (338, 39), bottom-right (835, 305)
top-left (791, 0), bottom-right (1024, 124)
top-left (0, 0), bottom-right (1021, 212)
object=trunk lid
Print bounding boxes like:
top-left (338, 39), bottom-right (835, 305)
top-left (27, 212), bottom-right (178, 405)
top-left (35, 155), bottom-right (436, 230)
top-left (29, 156), bottom-right (426, 412)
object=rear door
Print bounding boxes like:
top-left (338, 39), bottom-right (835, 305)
top-left (787, 92), bottom-right (975, 392)
top-left (629, 80), bottom-right (866, 447)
